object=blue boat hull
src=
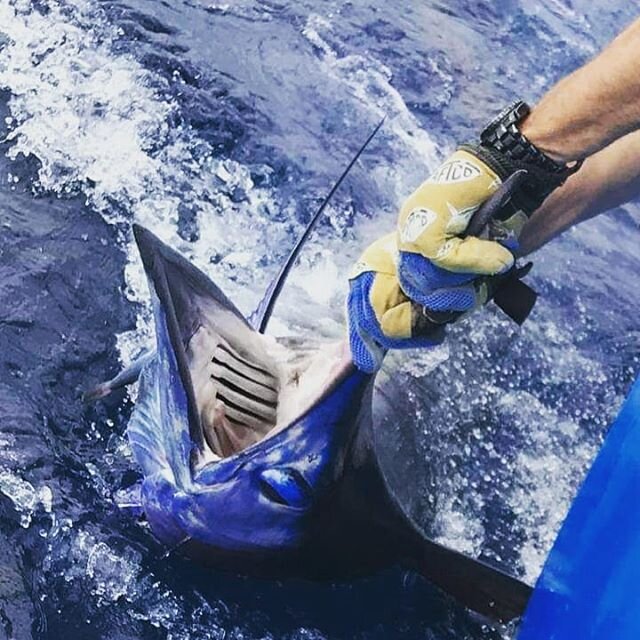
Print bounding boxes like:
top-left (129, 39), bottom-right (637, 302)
top-left (518, 375), bottom-right (640, 639)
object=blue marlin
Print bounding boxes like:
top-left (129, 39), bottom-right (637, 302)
top-left (87, 126), bottom-right (532, 624)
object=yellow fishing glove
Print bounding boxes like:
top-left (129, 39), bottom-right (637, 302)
top-left (347, 150), bottom-right (525, 372)
top-left (395, 148), bottom-right (529, 318)
top-left (397, 149), bottom-right (521, 273)
top-left (347, 103), bottom-right (581, 372)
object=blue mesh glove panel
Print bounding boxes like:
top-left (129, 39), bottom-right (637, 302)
top-left (347, 272), bottom-right (442, 373)
top-left (398, 251), bottom-right (479, 313)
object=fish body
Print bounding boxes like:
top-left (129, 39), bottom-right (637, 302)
top-left (121, 224), bottom-right (531, 621)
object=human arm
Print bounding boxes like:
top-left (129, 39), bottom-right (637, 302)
top-left (522, 18), bottom-right (640, 163)
top-left (398, 15), bottom-right (640, 293)
top-left (347, 17), bottom-right (640, 371)
top-left (519, 129), bottom-right (640, 254)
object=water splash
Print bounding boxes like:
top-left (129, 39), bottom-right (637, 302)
top-left (0, 470), bottom-right (52, 528)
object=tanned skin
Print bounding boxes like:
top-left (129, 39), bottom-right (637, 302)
top-left (517, 18), bottom-right (640, 254)
top-left (520, 130), bottom-right (640, 254)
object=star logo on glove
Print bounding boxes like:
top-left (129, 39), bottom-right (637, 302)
top-left (445, 201), bottom-right (479, 234)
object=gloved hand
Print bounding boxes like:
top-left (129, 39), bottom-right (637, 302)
top-left (347, 151), bottom-right (529, 373)
top-left (347, 233), bottom-right (446, 373)
top-left (396, 148), bottom-right (528, 318)
top-left (396, 100), bottom-right (582, 320)
top-left (347, 102), bottom-right (580, 373)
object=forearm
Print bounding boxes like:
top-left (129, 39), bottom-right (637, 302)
top-left (519, 129), bottom-right (640, 254)
top-left (521, 18), bottom-right (640, 162)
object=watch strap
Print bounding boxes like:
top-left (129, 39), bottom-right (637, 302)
top-left (462, 100), bottom-right (582, 217)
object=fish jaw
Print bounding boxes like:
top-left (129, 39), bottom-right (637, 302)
top-left (135, 360), bottom-right (370, 550)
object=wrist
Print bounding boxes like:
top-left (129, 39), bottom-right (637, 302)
top-left (465, 101), bottom-right (582, 216)
top-left (519, 110), bottom-right (572, 164)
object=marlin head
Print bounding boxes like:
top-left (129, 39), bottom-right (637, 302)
top-left (128, 224), bottom-right (371, 556)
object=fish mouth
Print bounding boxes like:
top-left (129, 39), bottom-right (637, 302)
top-left (193, 330), bottom-right (355, 461)
top-left (133, 224), bottom-right (356, 465)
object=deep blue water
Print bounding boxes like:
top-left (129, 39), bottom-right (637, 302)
top-left (0, 1), bottom-right (638, 638)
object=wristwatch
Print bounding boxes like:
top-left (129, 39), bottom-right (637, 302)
top-left (462, 100), bottom-right (581, 216)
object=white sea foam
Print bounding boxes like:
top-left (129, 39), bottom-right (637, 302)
top-left (434, 493), bottom-right (486, 557)
top-left (497, 389), bottom-right (600, 581)
top-left (302, 13), bottom-right (443, 202)
top-left (0, 0), bottom-right (300, 361)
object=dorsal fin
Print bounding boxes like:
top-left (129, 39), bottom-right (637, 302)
top-left (250, 119), bottom-right (385, 333)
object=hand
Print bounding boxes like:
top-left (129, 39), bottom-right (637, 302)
top-left (347, 234), bottom-right (445, 373)
top-left (347, 125), bottom-right (567, 371)
top-left (396, 148), bottom-right (528, 316)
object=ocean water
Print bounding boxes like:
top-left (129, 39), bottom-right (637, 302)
top-left (0, 0), bottom-right (638, 638)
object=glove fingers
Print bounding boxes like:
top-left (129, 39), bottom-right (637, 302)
top-left (382, 301), bottom-right (444, 348)
top-left (379, 300), bottom-right (412, 340)
top-left (398, 251), bottom-right (475, 305)
top-left (347, 273), bottom-right (443, 371)
top-left (347, 308), bottom-right (380, 373)
top-left (430, 236), bottom-right (514, 275)
top-left (364, 272), bottom-right (411, 343)
top-left (488, 210), bottom-right (529, 253)
top-left (465, 169), bottom-right (527, 236)
top-left (356, 273), bottom-right (386, 342)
